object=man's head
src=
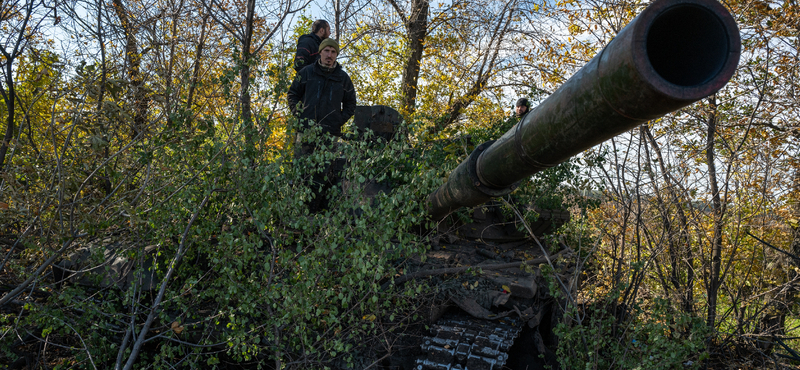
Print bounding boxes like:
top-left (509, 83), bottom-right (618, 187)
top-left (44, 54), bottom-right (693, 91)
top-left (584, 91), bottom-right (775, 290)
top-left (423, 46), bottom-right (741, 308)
top-left (312, 20), bottom-right (331, 39)
top-left (515, 98), bottom-right (530, 117)
top-left (318, 39), bottom-right (339, 68)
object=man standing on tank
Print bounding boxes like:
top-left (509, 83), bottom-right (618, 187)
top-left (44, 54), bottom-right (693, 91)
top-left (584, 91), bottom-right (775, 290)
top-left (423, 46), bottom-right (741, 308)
top-left (288, 38), bottom-right (356, 150)
top-left (293, 20), bottom-right (331, 73)
top-left (287, 38), bottom-right (357, 212)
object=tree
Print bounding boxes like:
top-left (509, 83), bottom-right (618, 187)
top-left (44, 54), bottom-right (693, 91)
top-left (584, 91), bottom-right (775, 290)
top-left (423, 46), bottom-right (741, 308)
top-left (426, 0), bottom-right (517, 134)
top-left (0, 0), bottom-right (50, 172)
top-left (323, 0), bottom-right (370, 43)
top-left (201, 0), bottom-right (307, 157)
top-left (110, 0), bottom-right (152, 139)
top-left (388, 0), bottom-right (429, 116)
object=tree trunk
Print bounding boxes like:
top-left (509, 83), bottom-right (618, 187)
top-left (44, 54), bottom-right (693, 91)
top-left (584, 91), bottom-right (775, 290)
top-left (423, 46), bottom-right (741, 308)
top-left (97, 0), bottom-right (111, 195)
top-left (438, 74), bottom-right (489, 132)
top-left (241, 0), bottom-right (256, 157)
top-left (165, 0), bottom-right (186, 126)
top-left (335, 0), bottom-right (342, 42)
top-left (186, 14), bottom-right (209, 113)
top-left (96, 0), bottom-right (107, 114)
top-left (112, 0), bottom-right (149, 140)
top-left (705, 95), bottom-right (724, 329)
top-left (0, 61), bottom-right (16, 174)
top-left (0, 0), bottom-right (34, 173)
top-left (757, 135), bottom-right (800, 351)
top-left (790, 136), bottom-right (800, 264)
top-left (397, 0), bottom-right (428, 116)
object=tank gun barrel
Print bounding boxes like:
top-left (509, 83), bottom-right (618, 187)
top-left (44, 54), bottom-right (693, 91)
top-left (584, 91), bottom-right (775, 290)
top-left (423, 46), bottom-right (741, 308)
top-left (427, 0), bottom-right (740, 221)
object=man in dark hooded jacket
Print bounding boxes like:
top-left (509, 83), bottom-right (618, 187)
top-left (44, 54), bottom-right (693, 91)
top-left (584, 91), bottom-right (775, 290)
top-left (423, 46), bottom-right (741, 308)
top-left (293, 20), bottom-right (330, 72)
top-left (287, 38), bottom-right (357, 212)
top-left (288, 38), bottom-right (356, 142)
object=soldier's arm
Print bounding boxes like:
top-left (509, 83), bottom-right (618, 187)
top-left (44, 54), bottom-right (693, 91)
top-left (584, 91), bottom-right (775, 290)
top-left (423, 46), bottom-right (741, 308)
top-left (294, 37), bottom-right (316, 72)
top-left (287, 73), bottom-right (305, 115)
top-left (341, 74), bottom-right (357, 122)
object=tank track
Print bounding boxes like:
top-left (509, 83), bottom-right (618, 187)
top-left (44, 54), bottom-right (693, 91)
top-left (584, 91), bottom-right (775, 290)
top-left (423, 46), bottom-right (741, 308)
top-left (415, 314), bottom-right (521, 370)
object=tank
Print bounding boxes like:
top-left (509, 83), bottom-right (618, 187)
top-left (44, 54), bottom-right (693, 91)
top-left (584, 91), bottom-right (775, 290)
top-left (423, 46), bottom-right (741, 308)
top-left (426, 0), bottom-right (741, 221)
top-left (408, 1), bottom-right (742, 368)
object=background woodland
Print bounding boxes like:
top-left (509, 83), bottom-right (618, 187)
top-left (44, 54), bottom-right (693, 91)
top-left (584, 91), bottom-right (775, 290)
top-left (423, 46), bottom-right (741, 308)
top-left (1, 0), bottom-right (799, 368)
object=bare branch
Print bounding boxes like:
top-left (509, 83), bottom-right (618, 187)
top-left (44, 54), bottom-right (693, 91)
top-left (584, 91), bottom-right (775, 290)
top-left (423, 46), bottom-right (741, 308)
top-left (121, 188), bottom-right (219, 370)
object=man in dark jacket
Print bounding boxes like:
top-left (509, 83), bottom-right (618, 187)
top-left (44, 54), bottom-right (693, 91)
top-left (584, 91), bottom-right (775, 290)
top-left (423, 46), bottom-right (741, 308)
top-left (287, 38), bottom-right (357, 212)
top-left (293, 20), bottom-right (330, 72)
top-left (288, 38), bottom-right (356, 142)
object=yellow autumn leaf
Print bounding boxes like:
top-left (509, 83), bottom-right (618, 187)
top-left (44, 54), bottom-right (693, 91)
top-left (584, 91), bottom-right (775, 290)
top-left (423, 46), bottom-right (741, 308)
top-left (171, 321), bottom-right (184, 334)
top-left (363, 314), bottom-right (376, 321)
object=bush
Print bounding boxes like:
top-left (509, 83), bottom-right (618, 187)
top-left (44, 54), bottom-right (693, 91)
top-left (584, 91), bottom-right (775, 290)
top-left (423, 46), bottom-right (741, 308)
top-left (1, 108), bottom-right (452, 368)
top-left (555, 288), bottom-right (710, 370)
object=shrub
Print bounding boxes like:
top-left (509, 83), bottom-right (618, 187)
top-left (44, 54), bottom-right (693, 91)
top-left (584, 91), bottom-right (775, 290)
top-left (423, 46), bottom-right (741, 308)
top-left (555, 288), bottom-right (710, 370)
